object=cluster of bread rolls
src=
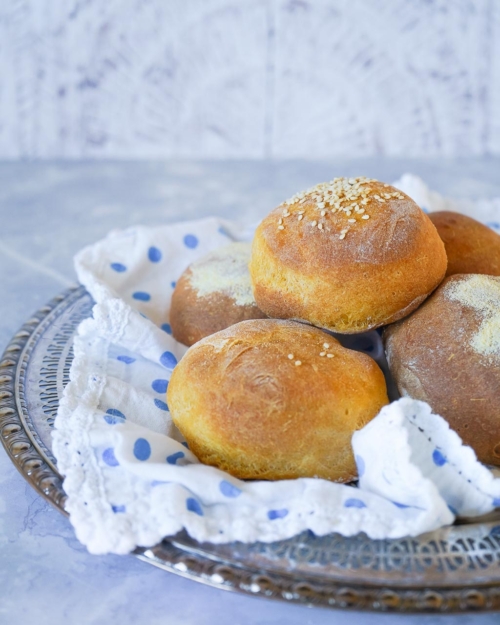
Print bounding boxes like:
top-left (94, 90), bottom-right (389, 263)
top-left (167, 177), bottom-right (500, 480)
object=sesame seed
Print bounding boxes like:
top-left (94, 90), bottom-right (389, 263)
top-left (319, 352), bottom-right (326, 357)
top-left (311, 220), bottom-right (317, 227)
top-left (348, 218), bottom-right (356, 223)
top-left (278, 225), bottom-right (285, 230)
top-left (327, 353), bottom-right (334, 358)
top-left (279, 177), bottom-right (386, 224)
top-left (359, 208), bottom-right (365, 214)
top-left (298, 210), bottom-right (305, 214)
top-left (318, 223), bottom-right (323, 230)
top-left (288, 354), bottom-right (294, 359)
top-left (278, 218), bottom-right (283, 224)
top-left (323, 343), bottom-right (330, 349)
top-left (362, 215), bottom-right (370, 220)
top-left (295, 360), bottom-right (302, 366)
top-left (298, 214), bottom-right (303, 220)
top-left (339, 233), bottom-right (346, 240)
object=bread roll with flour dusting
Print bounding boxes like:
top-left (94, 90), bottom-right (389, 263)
top-left (384, 274), bottom-right (500, 466)
top-left (170, 242), bottom-right (266, 346)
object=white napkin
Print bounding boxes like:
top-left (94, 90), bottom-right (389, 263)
top-left (53, 175), bottom-right (500, 555)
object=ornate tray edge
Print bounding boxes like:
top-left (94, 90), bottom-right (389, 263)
top-left (2, 288), bottom-right (500, 613)
top-left (0, 287), bottom-right (84, 513)
top-left (134, 542), bottom-right (500, 613)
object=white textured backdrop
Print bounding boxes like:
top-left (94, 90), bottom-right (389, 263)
top-left (0, 0), bottom-right (499, 159)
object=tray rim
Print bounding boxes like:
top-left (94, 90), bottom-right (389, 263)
top-left (2, 286), bottom-right (500, 614)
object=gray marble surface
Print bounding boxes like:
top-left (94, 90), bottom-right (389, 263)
top-left (1, 159), bottom-right (500, 624)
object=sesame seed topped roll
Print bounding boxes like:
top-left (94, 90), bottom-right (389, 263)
top-left (167, 319), bottom-right (389, 482)
top-left (249, 177), bottom-right (447, 334)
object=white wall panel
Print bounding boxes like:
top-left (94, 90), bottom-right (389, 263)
top-left (0, 0), bottom-right (498, 159)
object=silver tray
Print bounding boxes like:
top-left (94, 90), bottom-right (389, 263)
top-left (2, 286), bottom-right (500, 614)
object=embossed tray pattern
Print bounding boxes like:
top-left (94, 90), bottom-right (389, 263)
top-left (2, 287), bottom-right (500, 613)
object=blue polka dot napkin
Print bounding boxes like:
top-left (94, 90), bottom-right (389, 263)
top-left (52, 182), bottom-right (500, 555)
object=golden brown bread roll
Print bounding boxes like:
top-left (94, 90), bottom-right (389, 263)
top-left (167, 319), bottom-right (389, 481)
top-left (170, 242), bottom-right (266, 346)
top-left (429, 211), bottom-right (500, 277)
top-left (249, 177), bottom-right (447, 334)
top-left (384, 274), bottom-right (500, 466)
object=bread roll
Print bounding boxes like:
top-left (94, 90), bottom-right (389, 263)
top-left (170, 242), bottom-right (266, 346)
top-left (167, 319), bottom-right (389, 481)
top-left (249, 177), bottom-right (447, 334)
top-left (429, 211), bottom-right (500, 277)
top-left (384, 274), bottom-right (500, 466)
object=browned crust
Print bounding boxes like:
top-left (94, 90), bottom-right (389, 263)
top-left (168, 319), bottom-right (389, 481)
top-left (170, 268), bottom-right (266, 347)
top-left (249, 180), bottom-right (447, 334)
top-left (429, 211), bottom-right (500, 277)
top-left (384, 275), bottom-right (500, 466)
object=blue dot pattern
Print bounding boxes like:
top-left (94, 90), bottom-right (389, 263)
top-left (104, 408), bottom-right (126, 424)
top-left (183, 234), bottom-right (198, 249)
top-left (166, 451), bottom-right (185, 465)
top-left (421, 205), bottom-right (429, 214)
top-left (112, 505), bottom-right (126, 514)
top-left (117, 355), bottom-right (136, 364)
top-left (171, 281), bottom-right (176, 288)
top-left (181, 441), bottom-right (189, 449)
top-left (154, 398), bottom-right (169, 411)
top-left (161, 323), bottom-right (172, 334)
top-left (432, 449), bottom-right (447, 466)
top-left (148, 246), bottom-right (162, 262)
top-left (102, 448), bottom-right (119, 467)
top-left (219, 480), bottom-right (242, 498)
top-left (268, 508), bottom-right (289, 520)
top-left (344, 498), bottom-right (367, 509)
top-left (186, 497), bottom-right (204, 516)
top-left (493, 498), bottom-right (500, 508)
top-left (110, 262), bottom-right (127, 272)
top-left (355, 454), bottom-right (365, 477)
top-left (152, 379), bottom-right (169, 394)
top-left (133, 291), bottom-right (151, 302)
top-left (133, 438), bottom-right (151, 461)
top-left (448, 504), bottom-right (458, 515)
top-left (490, 525), bottom-right (500, 536)
top-left (160, 351), bottom-right (177, 369)
top-left (391, 500), bottom-right (411, 509)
